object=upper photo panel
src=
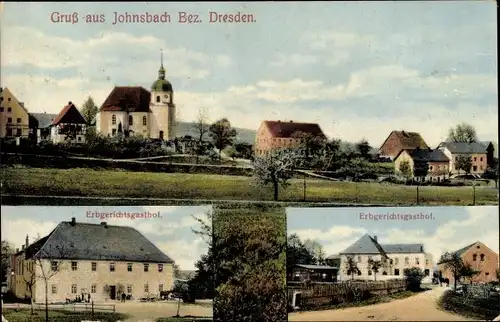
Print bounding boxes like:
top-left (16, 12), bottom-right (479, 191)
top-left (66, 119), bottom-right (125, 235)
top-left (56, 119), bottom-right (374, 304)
top-left (1, 2), bottom-right (498, 206)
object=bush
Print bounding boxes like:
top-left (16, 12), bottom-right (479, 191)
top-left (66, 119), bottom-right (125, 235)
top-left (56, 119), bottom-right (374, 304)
top-left (439, 290), bottom-right (500, 321)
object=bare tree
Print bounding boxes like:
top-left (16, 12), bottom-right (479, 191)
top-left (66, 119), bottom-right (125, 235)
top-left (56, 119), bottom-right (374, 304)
top-left (345, 256), bottom-right (360, 281)
top-left (32, 244), bottom-right (72, 322)
top-left (368, 259), bottom-right (383, 281)
top-left (22, 259), bottom-right (37, 315)
top-left (191, 108), bottom-right (210, 164)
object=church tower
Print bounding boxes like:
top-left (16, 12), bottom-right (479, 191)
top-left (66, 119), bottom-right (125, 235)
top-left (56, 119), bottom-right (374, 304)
top-left (150, 50), bottom-right (176, 141)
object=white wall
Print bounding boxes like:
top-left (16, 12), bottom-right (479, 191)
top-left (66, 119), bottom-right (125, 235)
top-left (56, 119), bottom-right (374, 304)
top-left (50, 124), bottom-right (86, 144)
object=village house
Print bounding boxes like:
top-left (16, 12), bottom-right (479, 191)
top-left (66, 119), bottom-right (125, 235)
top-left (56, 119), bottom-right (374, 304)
top-left (437, 141), bottom-right (494, 175)
top-left (11, 218), bottom-right (175, 303)
top-left (49, 102), bottom-right (87, 144)
top-left (29, 112), bottom-right (58, 143)
top-left (338, 234), bottom-right (433, 281)
top-left (254, 120), bottom-right (326, 156)
top-left (394, 147), bottom-right (450, 181)
top-left (96, 54), bottom-right (176, 141)
top-left (0, 87), bottom-right (30, 139)
top-left (437, 241), bottom-right (499, 284)
top-left (379, 130), bottom-right (429, 160)
top-left (288, 264), bottom-right (338, 283)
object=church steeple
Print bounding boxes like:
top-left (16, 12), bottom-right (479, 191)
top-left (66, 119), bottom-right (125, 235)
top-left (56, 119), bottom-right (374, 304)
top-left (158, 49), bottom-right (166, 80)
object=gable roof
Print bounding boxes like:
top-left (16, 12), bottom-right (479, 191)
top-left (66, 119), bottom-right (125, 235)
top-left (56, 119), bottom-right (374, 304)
top-left (0, 87), bottom-right (30, 115)
top-left (51, 102), bottom-right (87, 125)
top-left (438, 141), bottom-right (492, 154)
top-left (381, 244), bottom-right (424, 253)
top-left (100, 86), bottom-right (152, 113)
top-left (395, 148), bottom-right (450, 163)
top-left (24, 220), bottom-right (174, 263)
top-left (29, 113), bottom-right (58, 128)
top-left (340, 234), bottom-right (387, 256)
top-left (262, 120), bottom-right (326, 139)
top-left (380, 131), bottom-right (429, 150)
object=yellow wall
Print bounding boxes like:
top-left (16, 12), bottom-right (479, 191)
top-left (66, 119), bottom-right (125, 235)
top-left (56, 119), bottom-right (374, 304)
top-left (98, 111), bottom-right (150, 138)
top-left (393, 150), bottom-right (414, 174)
top-left (0, 88), bottom-right (30, 138)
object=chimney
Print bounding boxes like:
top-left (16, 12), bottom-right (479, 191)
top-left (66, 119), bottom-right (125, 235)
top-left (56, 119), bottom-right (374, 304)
top-left (420, 245), bottom-right (423, 252)
top-left (25, 235), bottom-right (29, 248)
top-left (373, 236), bottom-right (377, 242)
top-left (68, 101), bottom-right (73, 106)
top-left (101, 222), bottom-right (108, 228)
top-left (21, 245), bottom-right (25, 251)
top-left (71, 217), bottom-right (76, 226)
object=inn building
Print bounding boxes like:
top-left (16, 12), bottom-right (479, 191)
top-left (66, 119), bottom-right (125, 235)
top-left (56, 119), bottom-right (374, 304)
top-left (11, 218), bottom-right (175, 303)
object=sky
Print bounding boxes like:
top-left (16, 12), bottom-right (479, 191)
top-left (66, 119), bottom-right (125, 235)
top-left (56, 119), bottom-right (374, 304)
top-left (1, 2), bottom-right (498, 148)
top-left (0, 206), bottom-right (212, 271)
top-left (287, 206), bottom-right (499, 266)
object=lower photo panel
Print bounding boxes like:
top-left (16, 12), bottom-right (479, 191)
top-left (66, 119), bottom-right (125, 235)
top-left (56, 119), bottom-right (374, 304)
top-left (212, 204), bottom-right (288, 322)
top-left (286, 206), bottom-right (500, 322)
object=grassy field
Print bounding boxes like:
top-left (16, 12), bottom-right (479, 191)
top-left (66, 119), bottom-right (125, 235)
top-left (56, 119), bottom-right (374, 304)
top-left (2, 308), bottom-right (128, 322)
top-left (2, 167), bottom-right (498, 205)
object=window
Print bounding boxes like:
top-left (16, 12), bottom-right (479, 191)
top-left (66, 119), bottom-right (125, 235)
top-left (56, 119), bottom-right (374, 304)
top-left (7, 117), bottom-right (12, 123)
top-left (156, 96), bottom-right (160, 103)
top-left (473, 166), bottom-right (477, 172)
top-left (480, 254), bottom-right (485, 261)
top-left (0, 107), bottom-right (3, 112)
top-left (429, 165), bottom-right (433, 171)
top-left (357, 270), bottom-right (361, 276)
top-left (51, 261), bottom-right (58, 271)
top-left (51, 285), bottom-right (57, 294)
top-left (425, 259), bottom-right (429, 265)
top-left (128, 263), bottom-right (133, 272)
top-left (159, 284), bottom-right (163, 292)
top-left (7, 107), bottom-right (12, 112)
top-left (71, 284), bottom-right (77, 294)
top-left (480, 157), bottom-right (483, 161)
top-left (127, 285), bottom-right (132, 294)
top-left (128, 115), bottom-right (133, 126)
top-left (404, 257), bottom-right (409, 265)
top-left (394, 258), bottom-right (399, 265)
top-left (77, 137), bottom-right (81, 142)
top-left (144, 284), bottom-right (149, 293)
top-left (158, 264), bottom-right (163, 272)
top-left (91, 284), bottom-right (96, 293)
top-left (112, 115), bottom-right (116, 125)
top-left (473, 254), bottom-right (477, 261)
top-left (71, 261), bottom-right (78, 271)
top-left (424, 269), bottom-right (430, 276)
top-left (112, 129), bottom-right (117, 135)
top-left (486, 272), bottom-right (490, 276)
top-left (91, 262), bottom-right (97, 271)
top-left (110, 263), bottom-right (115, 272)
top-left (8, 98), bottom-right (11, 102)
top-left (368, 270), bottom-right (372, 275)
top-left (395, 269), bottom-right (400, 276)
top-left (474, 157), bottom-right (477, 161)
top-left (143, 116), bottom-right (147, 126)
top-left (415, 258), bottom-right (420, 265)
top-left (144, 264), bottom-right (149, 272)
top-left (357, 256), bottom-right (362, 263)
top-left (15, 128), bottom-right (21, 136)
top-left (16, 118), bottom-right (21, 123)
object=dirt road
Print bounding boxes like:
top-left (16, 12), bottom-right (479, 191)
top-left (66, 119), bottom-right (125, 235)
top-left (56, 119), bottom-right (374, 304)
top-left (288, 287), bottom-right (475, 321)
top-left (114, 300), bottom-right (212, 322)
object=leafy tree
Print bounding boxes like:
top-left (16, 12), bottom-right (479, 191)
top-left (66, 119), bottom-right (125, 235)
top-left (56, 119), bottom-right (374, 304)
top-left (404, 267), bottom-right (424, 291)
top-left (192, 109), bottom-right (210, 164)
top-left (212, 205), bottom-right (287, 322)
top-left (253, 148), bottom-right (298, 201)
top-left (80, 96), bottom-right (98, 125)
top-left (368, 259), bottom-right (382, 281)
top-left (1, 240), bottom-right (14, 283)
top-left (286, 234), bottom-right (315, 278)
top-left (344, 256), bottom-right (360, 280)
top-left (413, 159), bottom-right (429, 181)
top-left (399, 160), bottom-right (412, 178)
top-left (355, 139), bottom-right (372, 160)
top-left (447, 123), bottom-right (478, 143)
top-left (496, 268), bottom-right (500, 281)
top-left (209, 118), bottom-right (238, 161)
top-left (291, 131), bottom-right (326, 168)
top-left (322, 138), bottom-right (342, 170)
top-left (173, 263), bottom-right (181, 278)
top-left (302, 239), bottom-right (326, 265)
top-left (439, 252), bottom-right (465, 290)
top-left (460, 262), bottom-right (481, 284)
top-left (456, 155), bottom-right (473, 174)
top-left (232, 142), bottom-right (254, 160)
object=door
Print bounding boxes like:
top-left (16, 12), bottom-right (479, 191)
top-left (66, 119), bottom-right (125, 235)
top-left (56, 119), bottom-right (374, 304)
top-left (110, 285), bottom-right (116, 300)
top-left (159, 131), bottom-right (164, 140)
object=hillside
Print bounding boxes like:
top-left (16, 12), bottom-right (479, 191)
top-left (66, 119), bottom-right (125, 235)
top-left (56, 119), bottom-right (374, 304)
top-left (177, 121), bottom-right (257, 144)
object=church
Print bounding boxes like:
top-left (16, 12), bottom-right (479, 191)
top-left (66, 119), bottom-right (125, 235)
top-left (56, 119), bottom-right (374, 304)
top-left (96, 52), bottom-right (177, 141)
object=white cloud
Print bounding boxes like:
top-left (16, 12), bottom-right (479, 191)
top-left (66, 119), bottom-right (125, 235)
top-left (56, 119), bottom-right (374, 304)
top-left (157, 238), bottom-right (208, 271)
top-left (1, 218), bottom-right (58, 250)
top-left (290, 207), bottom-right (499, 266)
top-left (269, 54), bottom-right (319, 67)
top-left (305, 32), bottom-right (375, 50)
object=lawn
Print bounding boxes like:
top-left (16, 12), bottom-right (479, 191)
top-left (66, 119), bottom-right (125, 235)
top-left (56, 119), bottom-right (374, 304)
top-left (2, 308), bottom-right (128, 322)
top-left (2, 167), bottom-right (498, 205)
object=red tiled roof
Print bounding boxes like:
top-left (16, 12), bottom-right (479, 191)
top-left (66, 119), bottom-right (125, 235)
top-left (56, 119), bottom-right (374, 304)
top-left (100, 86), bottom-right (152, 113)
top-left (51, 102), bottom-right (87, 125)
top-left (263, 120), bottom-right (326, 138)
top-left (382, 130), bottom-right (429, 150)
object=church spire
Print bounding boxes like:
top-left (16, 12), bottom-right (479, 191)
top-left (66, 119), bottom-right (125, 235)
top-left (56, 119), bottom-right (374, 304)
top-left (158, 49), bottom-right (166, 80)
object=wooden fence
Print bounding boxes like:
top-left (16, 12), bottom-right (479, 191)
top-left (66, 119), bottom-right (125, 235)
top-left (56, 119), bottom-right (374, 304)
top-left (2, 302), bottom-right (115, 313)
top-left (288, 279), bottom-right (407, 308)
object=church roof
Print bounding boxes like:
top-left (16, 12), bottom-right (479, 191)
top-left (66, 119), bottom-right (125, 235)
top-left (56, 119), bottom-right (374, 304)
top-left (51, 102), bottom-right (87, 125)
top-left (100, 86), bottom-right (152, 113)
top-left (151, 79), bottom-right (173, 92)
top-left (262, 120), bottom-right (326, 139)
